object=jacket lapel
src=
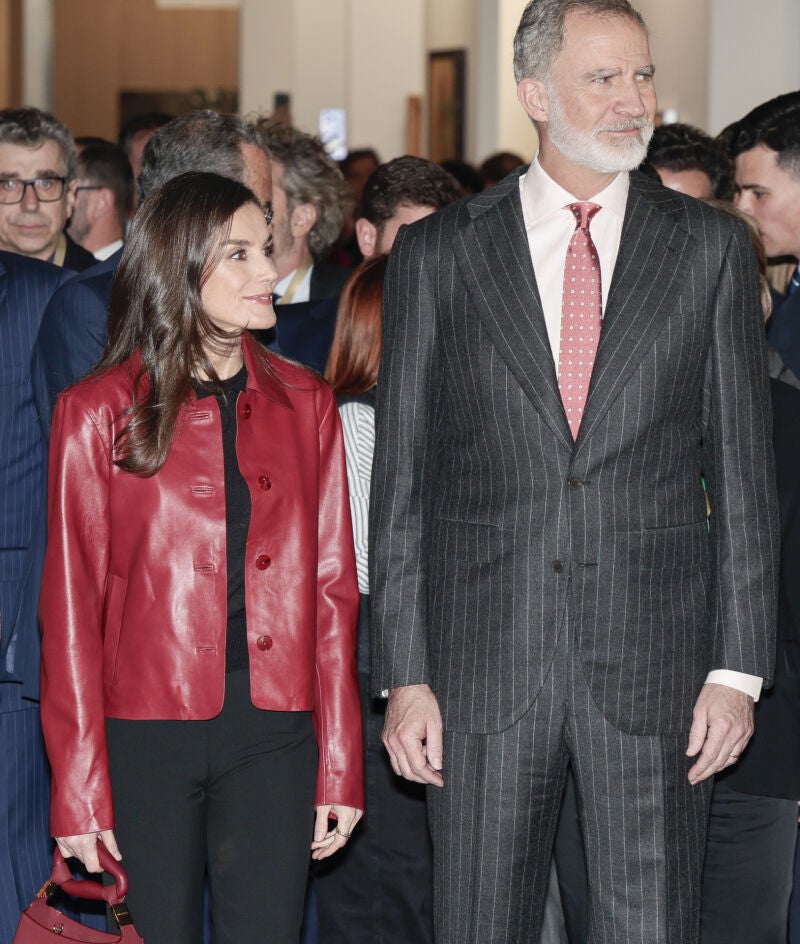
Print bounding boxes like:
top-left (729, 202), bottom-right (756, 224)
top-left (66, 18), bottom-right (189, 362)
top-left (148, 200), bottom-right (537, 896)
top-left (453, 180), bottom-right (573, 446)
top-left (575, 176), bottom-right (696, 447)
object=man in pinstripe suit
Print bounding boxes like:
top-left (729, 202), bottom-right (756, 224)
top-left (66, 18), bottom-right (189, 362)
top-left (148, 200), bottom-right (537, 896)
top-left (0, 250), bottom-right (73, 943)
top-left (370, 2), bottom-right (779, 942)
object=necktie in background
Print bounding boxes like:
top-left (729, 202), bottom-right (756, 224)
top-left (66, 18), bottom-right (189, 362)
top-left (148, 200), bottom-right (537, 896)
top-left (558, 202), bottom-right (602, 440)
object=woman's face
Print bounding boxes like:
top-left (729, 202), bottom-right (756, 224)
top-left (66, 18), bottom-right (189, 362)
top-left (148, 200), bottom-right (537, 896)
top-left (201, 202), bottom-right (278, 335)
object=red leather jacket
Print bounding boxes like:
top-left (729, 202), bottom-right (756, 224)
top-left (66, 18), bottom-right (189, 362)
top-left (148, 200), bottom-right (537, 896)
top-left (40, 336), bottom-right (363, 837)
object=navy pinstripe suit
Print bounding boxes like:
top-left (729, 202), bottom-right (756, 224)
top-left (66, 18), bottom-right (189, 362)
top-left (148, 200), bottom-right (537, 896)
top-left (370, 170), bottom-right (780, 943)
top-left (0, 251), bottom-right (73, 943)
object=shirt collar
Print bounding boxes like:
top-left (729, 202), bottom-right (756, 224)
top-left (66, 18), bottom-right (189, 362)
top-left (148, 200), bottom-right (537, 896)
top-left (522, 154), bottom-right (630, 225)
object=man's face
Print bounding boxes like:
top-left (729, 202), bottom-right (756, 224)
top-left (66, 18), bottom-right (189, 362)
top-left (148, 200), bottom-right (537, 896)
top-left (655, 166), bottom-right (713, 200)
top-left (66, 178), bottom-right (93, 245)
top-left (0, 139), bottom-right (75, 260)
top-left (267, 160), bottom-right (296, 280)
top-left (533, 12), bottom-right (656, 174)
top-left (734, 144), bottom-right (800, 258)
top-left (376, 203), bottom-right (436, 255)
top-left (345, 154), bottom-right (379, 205)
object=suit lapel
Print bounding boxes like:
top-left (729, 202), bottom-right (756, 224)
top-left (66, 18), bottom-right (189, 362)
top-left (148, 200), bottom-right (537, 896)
top-left (575, 177), bottom-right (696, 447)
top-left (453, 182), bottom-right (573, 446)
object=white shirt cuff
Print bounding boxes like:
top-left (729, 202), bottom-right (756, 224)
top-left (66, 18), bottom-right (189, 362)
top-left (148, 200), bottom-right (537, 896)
top-left (705, 670), bottom-right (762, 702)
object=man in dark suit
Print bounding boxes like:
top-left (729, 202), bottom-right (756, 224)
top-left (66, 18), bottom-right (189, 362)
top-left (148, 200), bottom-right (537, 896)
top-left (0, 250), bottom-right (73, 942)
top-left (724, 92), bottom-right (800, 379)
top-left (32, 111), bottom-right (272, 421)
top-left (370, 2), bottom-right (778, 942)
top-left (252, 121), bottom-right (351, 373)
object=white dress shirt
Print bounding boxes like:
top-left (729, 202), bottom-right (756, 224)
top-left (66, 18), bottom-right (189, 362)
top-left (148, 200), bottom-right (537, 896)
top-left (275, 264), bottom-right (313, 304)
top-left (519, 157), bottom-right (762, 701)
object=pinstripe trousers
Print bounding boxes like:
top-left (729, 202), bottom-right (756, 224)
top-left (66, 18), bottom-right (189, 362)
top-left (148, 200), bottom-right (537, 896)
top-left (0, 686), bottom-right (51, 944)
top-left (427, 625), bottom-right (712, 944)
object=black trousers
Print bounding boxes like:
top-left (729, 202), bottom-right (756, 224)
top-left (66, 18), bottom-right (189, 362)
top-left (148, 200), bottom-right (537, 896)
top-left (700, 780), bottom-right (797, 944)
top-left (314, 594), bottom-right (434, 944)
top-left (105, 670), bottom-right (318, 944)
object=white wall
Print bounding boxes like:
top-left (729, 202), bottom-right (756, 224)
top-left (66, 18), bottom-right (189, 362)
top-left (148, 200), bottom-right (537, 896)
top-left (637, 0), bottom-right (709, 129)
top-left (240, 0), bottom-right (425, 161)
top-left (22, 0), bottom-right (51, 110)
top-left (708, 0), bottom-right (800, 134)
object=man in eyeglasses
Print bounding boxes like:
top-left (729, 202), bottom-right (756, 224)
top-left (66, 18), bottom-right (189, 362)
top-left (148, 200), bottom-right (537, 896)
top-left (0, 107), bottom-right (95, 271)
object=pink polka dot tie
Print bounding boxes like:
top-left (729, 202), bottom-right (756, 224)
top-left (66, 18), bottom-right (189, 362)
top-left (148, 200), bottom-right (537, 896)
top-left (558, 202), bottom-right (602, 440)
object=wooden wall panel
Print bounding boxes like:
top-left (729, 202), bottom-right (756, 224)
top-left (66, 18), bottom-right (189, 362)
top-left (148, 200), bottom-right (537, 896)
top-left (53, 0), bottom-right (239, 140)
top-left (0, 0), bottom-right (22, 108)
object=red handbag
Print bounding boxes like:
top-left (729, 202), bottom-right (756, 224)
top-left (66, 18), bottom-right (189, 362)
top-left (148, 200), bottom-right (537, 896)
top-left (13, 845), bottom-right (144, 944)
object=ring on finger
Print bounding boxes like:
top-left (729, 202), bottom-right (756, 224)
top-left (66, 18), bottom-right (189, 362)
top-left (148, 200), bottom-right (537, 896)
top-left (336, 826), bottom-right (352, 840)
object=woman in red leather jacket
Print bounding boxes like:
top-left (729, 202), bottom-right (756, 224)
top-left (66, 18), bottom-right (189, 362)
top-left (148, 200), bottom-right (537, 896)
top-left (39, 171), bottom-right (363, 944)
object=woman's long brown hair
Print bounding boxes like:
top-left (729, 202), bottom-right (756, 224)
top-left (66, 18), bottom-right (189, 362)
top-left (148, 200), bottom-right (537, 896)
top-left (95, 171), bottom-right (273, 477)
top-left (325, 254), bottom-right (388, 395)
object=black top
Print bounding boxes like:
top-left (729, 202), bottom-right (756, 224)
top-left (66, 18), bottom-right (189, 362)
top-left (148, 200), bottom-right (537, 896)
top-left (194, 364), bottom-right (251, 672)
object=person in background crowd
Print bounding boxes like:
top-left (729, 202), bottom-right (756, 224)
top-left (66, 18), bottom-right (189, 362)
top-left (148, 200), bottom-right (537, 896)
top-left (330, 148), bottom-right (381, 268)
top-left (643, 122), bottom-right (734, 199)
top-left (67, 139), bottom-right (134, 260)
top-left (39, 171), bottom-right (363, 944)
top-left (317, 256), bottom-right (434, 944)
top-left (0, 250), bottom-right (74, 944)
top-left (722, 92), bottom-right (800, 378)
top-left (355, 155), bottom-right (463, 259)
top-left (252, 120), bottom-right (352, 373)
top-left (117, 111), bottom-right (172, 183)
top-left (479, 150), bottom-right (527, 187)
top-left (0, 107), bottom-right (95, 270)
top-left (440, 159), bottom-right (485, 195)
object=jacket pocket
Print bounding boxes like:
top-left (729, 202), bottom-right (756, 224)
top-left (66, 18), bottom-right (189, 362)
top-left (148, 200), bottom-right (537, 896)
top-left (638, 520), bottom-right (710, 575)
top-left (102, 573), bottom-right (128, 687)
top-left (433, 517), bottom-right (505, 564)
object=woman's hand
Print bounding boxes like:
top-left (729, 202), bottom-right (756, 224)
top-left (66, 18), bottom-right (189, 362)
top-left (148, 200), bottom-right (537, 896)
top-left (55, 830), bottom-right (122, 874)
top-left (310, 804), bottom-right (363, 860)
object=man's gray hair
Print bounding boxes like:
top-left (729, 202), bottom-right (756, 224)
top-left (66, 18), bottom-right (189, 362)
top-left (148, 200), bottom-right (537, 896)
top-left (0, 107), bottom-right (77, 179)
top-left (255, 120), bottom-right (352, 259)
top-left (138, 110), bottom-right (263, 201)
top-left (513, 0), bottom-right (647, 84)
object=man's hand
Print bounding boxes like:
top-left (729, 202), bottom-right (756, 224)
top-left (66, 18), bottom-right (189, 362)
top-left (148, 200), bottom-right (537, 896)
top-left (383, 683), bottom-right (444, 787)
top-left (686, 682), bottom-right (754, 784)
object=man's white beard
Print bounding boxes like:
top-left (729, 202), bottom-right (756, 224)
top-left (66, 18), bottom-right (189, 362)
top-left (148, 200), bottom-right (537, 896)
top-left (545, 86), bottom-right (654, 174)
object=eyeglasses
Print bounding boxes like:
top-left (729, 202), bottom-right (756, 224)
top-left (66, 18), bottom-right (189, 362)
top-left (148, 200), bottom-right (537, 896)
top-left (0, 176), bottom-right (68, 204)
top-left (75, 184), bottom-right (103, 194)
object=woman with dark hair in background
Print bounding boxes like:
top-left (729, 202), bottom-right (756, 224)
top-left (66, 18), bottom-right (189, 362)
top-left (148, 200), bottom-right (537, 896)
top-left (39, 171), bottom-right (363, 944)
top-left (315, 254), bottom-right (435, 944)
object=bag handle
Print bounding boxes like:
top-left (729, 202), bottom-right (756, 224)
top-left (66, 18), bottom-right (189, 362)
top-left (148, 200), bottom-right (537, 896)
top-left (48, 844), bottom-right (129, 904)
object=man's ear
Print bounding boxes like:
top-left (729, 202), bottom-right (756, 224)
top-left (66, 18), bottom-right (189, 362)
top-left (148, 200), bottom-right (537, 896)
top-left (90, 187), bottom-right (113, 222)
top-left (355, 217), bottom-right (378, 259)
top-left (517, 77), bottom-right (549, 123)
top-left (290, 202), bottom-right (317, 238)
top-left (64, 180), bottom-right (77, 219)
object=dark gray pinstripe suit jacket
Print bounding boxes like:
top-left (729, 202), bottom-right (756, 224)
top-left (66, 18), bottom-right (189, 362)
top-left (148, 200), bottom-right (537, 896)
top-left (370, 170), bottom-right (779, 738)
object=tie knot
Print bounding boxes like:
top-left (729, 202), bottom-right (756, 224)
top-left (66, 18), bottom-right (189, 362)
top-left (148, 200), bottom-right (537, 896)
top-left (568, 202), bottom-right (601, 230)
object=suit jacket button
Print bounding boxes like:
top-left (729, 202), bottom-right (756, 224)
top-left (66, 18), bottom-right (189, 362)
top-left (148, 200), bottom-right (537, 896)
top-left (552, 559), bottom-right (564, 573)
top-left (258, 474), bottom-right (271, 490)
top-left (568, 476), bottom-right (582, 490)
top-left (241, 403), bottom-right (252, 418)
top-left (256, 554), bottom-right (271, 570)
top-left (256, 635), bottom-right (273, 651)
